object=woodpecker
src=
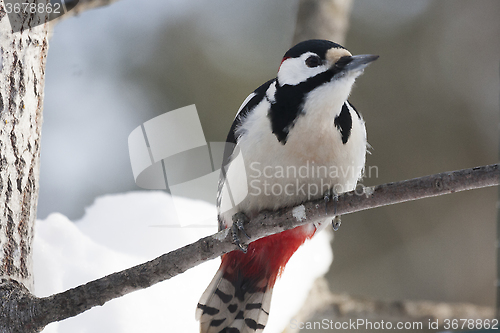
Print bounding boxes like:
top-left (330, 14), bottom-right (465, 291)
top-left (196, 39), bottom-right (378, 333)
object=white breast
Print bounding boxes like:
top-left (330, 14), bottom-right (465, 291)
top-left (219, 79), bottom-right (367, 229)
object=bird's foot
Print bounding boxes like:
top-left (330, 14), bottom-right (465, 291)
top-left (324, 188), bottom-right (342, 231)
top-left (323, 188), bottom-right (339, 215)
top-left (232, 212), bottom-right (251, 253)
top-left (332, 215), bottom-right (342, 231)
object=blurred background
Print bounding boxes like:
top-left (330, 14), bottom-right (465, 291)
top-left (39, 0), bottom-right (498, 321)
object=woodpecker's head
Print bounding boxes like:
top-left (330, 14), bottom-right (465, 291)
top-left (269, 39), bottom-right (378, 144)
top-left (277, 39), bottom-right (378, 86)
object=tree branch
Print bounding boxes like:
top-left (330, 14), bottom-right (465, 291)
top-left (62, 0), bottom-right (120, 18)
top-left (45, 0), bottom-right (120, 28)
top-left (2, 163), bottom-right (496, 331)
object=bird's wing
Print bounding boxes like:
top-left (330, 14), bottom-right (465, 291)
top-left (216, 79), bottom-right (275, 231)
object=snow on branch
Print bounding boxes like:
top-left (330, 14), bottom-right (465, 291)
top-left (1, 163), bottom-right (498, 331)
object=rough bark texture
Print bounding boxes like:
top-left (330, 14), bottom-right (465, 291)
top-left (0, 1), bottom-right (49, 292)
top-left (0, 2), bottom-right (49, 332)
top-left (292, 0), bottom-right (353, 45)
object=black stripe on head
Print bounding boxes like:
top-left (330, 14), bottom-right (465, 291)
top-left (269, 68), bottom-right (339, 144)
top-left (284, 39), bottom-right (346, 61)
top-left (335, 103), bottom-right (352, 144)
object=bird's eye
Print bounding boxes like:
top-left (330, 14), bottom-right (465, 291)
top-left (305, 55), bottom-right (322, 68)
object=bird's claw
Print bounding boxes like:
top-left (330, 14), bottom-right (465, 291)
top-left (332, 216), bottom-right (342, 231)
top-left (323, 188), bottom-right (339, 215)
top-left (324, 188), bottom-right (342, 231)
top-left (232, 212), bottom-right (250, 253)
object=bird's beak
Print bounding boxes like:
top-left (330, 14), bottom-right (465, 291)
top-left (344, 54), bottom-right (379, 71)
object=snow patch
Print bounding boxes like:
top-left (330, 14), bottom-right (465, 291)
top-left (34, 192), bottom-right (332, 333)
top-left (292, 204), bottom-right (307, 222)
top-left (214, 228), bottom-right (230, 241)
top-left (363, 185), bottom-right (375, 197)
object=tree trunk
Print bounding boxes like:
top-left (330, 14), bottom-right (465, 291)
top-left (0, 2), bottom-right (49, 332)
top-left (292, 0), bottom-right (353, 45)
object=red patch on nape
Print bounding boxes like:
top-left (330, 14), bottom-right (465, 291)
top-left (279, 56), bottom-right (290, 70)
top-left (221, 225), bottom-right (315, 288)
top-left (280, 56), bottom-right (290, 65)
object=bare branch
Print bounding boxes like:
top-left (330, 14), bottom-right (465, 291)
top-left (48, 0), bottom-right (120, 25)
top-left (2, 163), bottom-right (495, 331)
top-left (72, 0), bottom-right (118, 11)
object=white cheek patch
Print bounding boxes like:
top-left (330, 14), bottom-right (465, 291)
top-left (277, 52), bottom-right (328, 86)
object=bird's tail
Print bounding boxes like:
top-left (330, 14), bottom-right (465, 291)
top-left (196, 261), bottom-right (273, 333)
top-left (196, 225), bottom-right (315, 333)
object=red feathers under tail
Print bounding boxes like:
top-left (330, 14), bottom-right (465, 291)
top-left (197, 225), bottom-right (315, 333)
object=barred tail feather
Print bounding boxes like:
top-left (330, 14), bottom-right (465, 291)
top-left (197, 226), bottom-right (315, 332)
top-left (196, 270), bottom-right (224, 323)
top-left (197, 267), bottom-right (272, 333)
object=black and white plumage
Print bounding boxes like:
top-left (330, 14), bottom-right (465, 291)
top-left (197, 39), bottom-right (378, 333)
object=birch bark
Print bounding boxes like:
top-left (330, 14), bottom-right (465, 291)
top-left (0, 2), bottom-right (49, 292)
